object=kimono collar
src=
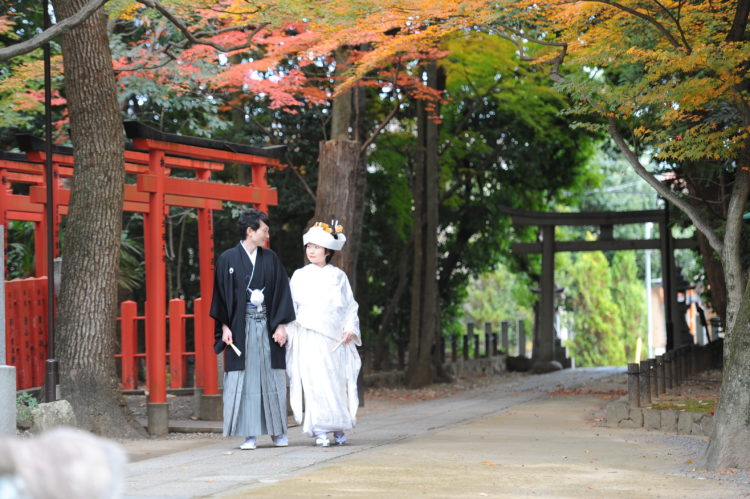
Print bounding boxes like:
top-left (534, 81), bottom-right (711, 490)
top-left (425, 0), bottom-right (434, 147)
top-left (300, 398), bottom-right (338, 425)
top-left (235, 243), bottom-right (263, 277)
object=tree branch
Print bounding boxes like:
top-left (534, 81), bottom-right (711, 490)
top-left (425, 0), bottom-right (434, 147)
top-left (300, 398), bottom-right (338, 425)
top-left (585, 0), bottom-right (685, 50)
top-left (360, 96), bottom-right (401, 154)
top-left (139, 0), bottom-right (266, 52)
top-left (650, 0), bottom-right (692, 52)
top-left (115, 53), bottom-right (176, 72)
top-left (0, 0), bottom-right (110, 61)
top-left (607, 116), bottom-right (724, 253)
top-left (246, 113), bottom-right (316, 201)
top-left (495, 26), bottom-right (568, 79)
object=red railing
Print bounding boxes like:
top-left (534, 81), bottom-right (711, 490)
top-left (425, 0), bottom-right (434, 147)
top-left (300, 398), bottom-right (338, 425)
top-left (115, 298), bottom-right (202, 390)
top-left (5, 277), bottom-right (211, 391)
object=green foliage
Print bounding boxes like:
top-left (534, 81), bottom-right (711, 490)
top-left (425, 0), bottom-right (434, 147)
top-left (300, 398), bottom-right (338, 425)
top-left (557, 247), bottom-right (646, 367)
top-left (6, 220), bottom-right (35, 279)
top-left (16, 392), bottom-right (38, 425)
top-left (358, 128), bottom-right (415, 347)
top-left (462, 263), bottom-right (534, 326)
top-left (437, 32), bottom-right (600, 322)
top-left (611, 252), bottom-right (647, 362)
top-left (0, 1), bottom-right (66, 149)
top-left (119, 227), bottom-right (145, 293)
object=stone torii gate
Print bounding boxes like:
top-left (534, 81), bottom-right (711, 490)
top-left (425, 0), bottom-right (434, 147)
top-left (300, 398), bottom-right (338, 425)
top-left (506, 206), bottom-right (698, 368)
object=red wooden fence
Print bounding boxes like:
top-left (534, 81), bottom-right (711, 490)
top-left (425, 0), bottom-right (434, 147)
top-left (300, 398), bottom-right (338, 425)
top-left (5, 278), bottom-right (205, 391)
top-left (5, 277), bottom-right (48, 389)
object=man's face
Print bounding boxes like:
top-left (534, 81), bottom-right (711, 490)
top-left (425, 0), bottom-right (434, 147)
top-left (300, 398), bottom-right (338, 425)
top-left (246, 220), bottom-right (270, 247)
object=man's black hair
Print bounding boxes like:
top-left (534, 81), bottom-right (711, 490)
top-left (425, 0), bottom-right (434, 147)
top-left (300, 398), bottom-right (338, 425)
top-left (239, 208), bottom-right (270, 240)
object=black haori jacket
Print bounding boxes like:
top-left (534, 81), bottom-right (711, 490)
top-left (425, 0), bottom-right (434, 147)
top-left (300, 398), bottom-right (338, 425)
top-left (209, 244), bottom-right (295, 371)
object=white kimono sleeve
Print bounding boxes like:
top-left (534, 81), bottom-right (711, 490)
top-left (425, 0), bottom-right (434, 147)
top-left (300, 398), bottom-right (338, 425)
top-left (341, 273), bottom-right (361, 346)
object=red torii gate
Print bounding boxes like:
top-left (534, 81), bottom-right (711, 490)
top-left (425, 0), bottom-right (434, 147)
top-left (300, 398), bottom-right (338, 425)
top-left (2, 122), bottom-right (285, 434)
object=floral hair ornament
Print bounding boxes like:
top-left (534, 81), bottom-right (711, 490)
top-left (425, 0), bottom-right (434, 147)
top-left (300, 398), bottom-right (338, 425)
top-left (303, 220), bottom-right (347, 251)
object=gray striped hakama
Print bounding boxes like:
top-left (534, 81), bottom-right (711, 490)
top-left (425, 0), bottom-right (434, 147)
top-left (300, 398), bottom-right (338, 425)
top-left (222, 308), bottom-right (287, 437)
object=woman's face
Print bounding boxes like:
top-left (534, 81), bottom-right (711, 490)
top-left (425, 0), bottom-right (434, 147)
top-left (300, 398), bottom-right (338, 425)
top-left (306, 243), bottom-right (327, 267)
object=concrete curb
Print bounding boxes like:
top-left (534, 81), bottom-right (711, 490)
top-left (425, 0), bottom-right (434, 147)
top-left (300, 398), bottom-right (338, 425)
top-left (605, 398), bottom-right (714, 436)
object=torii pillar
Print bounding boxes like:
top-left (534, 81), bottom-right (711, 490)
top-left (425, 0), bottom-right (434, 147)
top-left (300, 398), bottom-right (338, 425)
top-left (144, 149), bottom-right (169, 436)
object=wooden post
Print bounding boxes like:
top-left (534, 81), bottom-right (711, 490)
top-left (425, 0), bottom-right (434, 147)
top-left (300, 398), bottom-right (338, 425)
top-left (501, 321), bottom-right (509, 353)
top-left (649, 359), bottom-right (658, 399)
top-left (491, 333), bottom-right (498, 356)
top-left (484, 323), bottom-right (492, 358)
top-left (464, 323), bottom-right (473, 360)
top-left (538, 225), bottom-right (555, 363)
top-left (196, 169), bottom-right (217, 397)
top-left (518, 320), bottom-right (526, 357)
top-left (473, 333), bottom-right (480, 359)
top-left (451, 334), bottom-right (457, 362)
top-left (627, 363), bottom-right (640, 407)
top-left (119, 301), bottom-right (138, 390)
top-left (144, 149), bottom-right (168, 435)
top-left (168, 299), bottom-right (186, 389)
top-left (639, 359), bottom-right (651, 406)
top-left (664, 351), bottom-right (673, 390)
top-left (656, 355), bottom-right (665, 394)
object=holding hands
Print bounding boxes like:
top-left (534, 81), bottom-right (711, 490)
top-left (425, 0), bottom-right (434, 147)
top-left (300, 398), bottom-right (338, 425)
top-left (273, 324), bottom-right (288, 347)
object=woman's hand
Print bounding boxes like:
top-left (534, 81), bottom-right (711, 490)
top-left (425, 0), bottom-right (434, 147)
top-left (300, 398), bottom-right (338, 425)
top-left (341, 331), bottom-right (356, 344)
top-left (273, 324), bottom-right (288, 347)
top-left (222, 324), bottom-right (233, 345)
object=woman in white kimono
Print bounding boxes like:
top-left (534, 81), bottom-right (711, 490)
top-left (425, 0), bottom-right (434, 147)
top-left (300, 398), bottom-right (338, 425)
top-left (286, 222), bottom-right (362, 447)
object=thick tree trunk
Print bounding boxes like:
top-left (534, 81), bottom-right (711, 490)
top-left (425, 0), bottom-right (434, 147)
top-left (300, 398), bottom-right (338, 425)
top-left (706, 167), bottom-right (750, 469)
top-left (720, 168), bottom-right (750, 332)
top-left (51, 0), bottom-right (145, 437)
top-left (406, 63), bottom-right (441, 388)
top-left (313, 47), bottom-right (366, 287)
top-left (706, 278), bottom-right (750, 468)
top-left (314, 139), bottom-right (364, 283)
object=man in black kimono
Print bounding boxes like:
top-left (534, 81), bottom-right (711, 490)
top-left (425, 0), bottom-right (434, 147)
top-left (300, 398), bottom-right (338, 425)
top-left (209, 208), bottom-right (295, 449)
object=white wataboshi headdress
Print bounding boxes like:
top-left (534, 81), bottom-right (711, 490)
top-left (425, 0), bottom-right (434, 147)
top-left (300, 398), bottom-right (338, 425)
top-left (302, 221), bottom-right (347, 251)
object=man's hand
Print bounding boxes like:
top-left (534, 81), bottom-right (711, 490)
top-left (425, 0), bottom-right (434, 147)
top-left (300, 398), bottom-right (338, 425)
top-left (222, 324), bottom-right (233, 345)
top-left (273, 324), bottom-right (288, 347)
top-left (341, 331), bottom-right (356, 344)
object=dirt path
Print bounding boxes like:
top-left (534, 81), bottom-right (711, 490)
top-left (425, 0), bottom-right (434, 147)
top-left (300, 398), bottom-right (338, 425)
top-left (232, 394), bottom-right (748, 498)
top-left (122, 368), bottom-right (750, 498)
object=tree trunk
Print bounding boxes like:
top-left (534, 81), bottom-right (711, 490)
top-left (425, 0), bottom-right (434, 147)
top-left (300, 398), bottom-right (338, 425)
top-left (314, 139), bottom-right (364, 282)
top-left (720, 168), bottom-right (750, 333)
top-left (51, 0), bottom-right (145, 437)
top-left (706, 277), bottom-right (750, 468)
top-left (704, 166), bottom-right (750, 469)
top-left (406, 62), bottom-right (441, 388)
top-left (313, 48), bottom-right (366, 288)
